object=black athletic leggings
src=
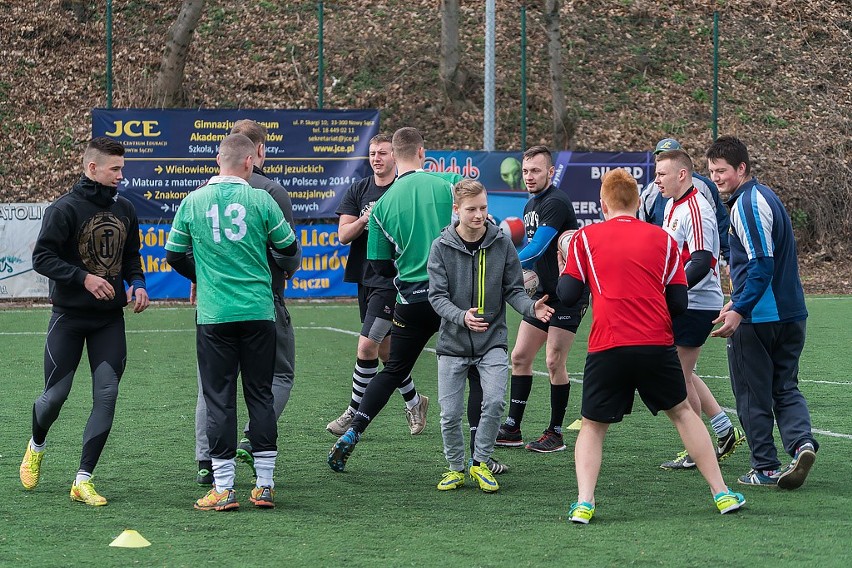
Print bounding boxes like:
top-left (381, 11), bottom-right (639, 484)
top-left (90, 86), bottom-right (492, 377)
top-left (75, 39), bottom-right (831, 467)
top-left (351, 301), bottom-right (484, 441)
top-left (32, 310), bottom-right (126, 474)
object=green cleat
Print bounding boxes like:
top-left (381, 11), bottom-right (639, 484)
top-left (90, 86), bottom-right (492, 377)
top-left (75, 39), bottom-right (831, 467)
top-left (236, 438), bottom-right (256, 478)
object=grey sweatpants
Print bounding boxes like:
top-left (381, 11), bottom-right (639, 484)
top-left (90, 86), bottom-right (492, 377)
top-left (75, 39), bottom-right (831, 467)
top-left (195, 301), bottom-right (295, 461)
top-left (728, 319), bottom-right (818, 471)
top-left (437, 347), bottom-right (508, 470)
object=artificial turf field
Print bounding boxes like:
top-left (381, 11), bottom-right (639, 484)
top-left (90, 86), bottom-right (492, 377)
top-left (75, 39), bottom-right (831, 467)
top-left (1, 297), bottom-right (850, 567)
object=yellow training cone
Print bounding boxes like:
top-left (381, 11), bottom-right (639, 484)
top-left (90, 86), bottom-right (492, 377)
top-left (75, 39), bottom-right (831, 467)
top-left (567, 418), bottom-right (583, 431)
top-left (109, 529), bottom-right (151, 548)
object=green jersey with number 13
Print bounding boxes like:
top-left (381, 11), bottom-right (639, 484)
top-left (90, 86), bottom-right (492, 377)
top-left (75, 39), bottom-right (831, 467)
top-left (166, 175), bottom-right (295, 324)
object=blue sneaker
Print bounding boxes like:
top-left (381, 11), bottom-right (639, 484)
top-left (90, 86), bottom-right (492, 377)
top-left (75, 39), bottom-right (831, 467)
top-left (777, 442), bottom-right (816, 490)
top-left (328, 428), bottom-right (359, 472)
top-left (737, 468), bottom-right (780, 486)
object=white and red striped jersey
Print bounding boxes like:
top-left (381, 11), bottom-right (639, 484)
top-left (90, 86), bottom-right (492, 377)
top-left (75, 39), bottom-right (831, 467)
top-left (662, 187), bottom-right (723, 311)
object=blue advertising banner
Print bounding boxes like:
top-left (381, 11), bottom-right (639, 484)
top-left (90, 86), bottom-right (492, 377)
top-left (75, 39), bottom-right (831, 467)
top-left (131, 151), bottom-right (655, 300)
top-left (92, 109), bottom-right (379, 220)
top-left (138, 223), bottom-right (356, 300)
top-left (285, 224), bottom-right (356, 299)
top-left (423, 150), bottom-right (654, 227)
top-left (553, 151), bottom-right (654, 226)
top-left (424, 150), bottom-right (524, 192)
top-left (138, 223), bottom-right (190, 300)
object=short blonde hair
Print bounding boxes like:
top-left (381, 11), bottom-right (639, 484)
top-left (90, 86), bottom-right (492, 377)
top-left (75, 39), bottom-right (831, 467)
top-left (600, 168), bottom-right (639, 211)
top-left (453, 179), bottom-right (486, 204)
top-left (655, 149), bottom-right (694, 176)
top-left (370, 133), bottom-right (392, 145)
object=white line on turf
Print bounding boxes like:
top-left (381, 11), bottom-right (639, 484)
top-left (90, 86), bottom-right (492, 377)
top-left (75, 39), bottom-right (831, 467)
top-left (3, 323), bottom-right (850, 441)
top-left (306, 325), bottom-right (852, 441)
top-left (3, 325), bottom-right (850, 391)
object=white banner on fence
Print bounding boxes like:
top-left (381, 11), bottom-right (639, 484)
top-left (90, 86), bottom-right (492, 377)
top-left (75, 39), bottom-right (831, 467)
top-left (0, 203), bottom-right (50, 299)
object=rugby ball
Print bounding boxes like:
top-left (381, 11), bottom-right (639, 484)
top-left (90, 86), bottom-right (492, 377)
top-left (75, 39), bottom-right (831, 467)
top-left (522, 269), bottom-right (539, 297)
top-left (557, 229), bottom-right (577, 258)
top-left (500, 216), bottom-right (525, 247)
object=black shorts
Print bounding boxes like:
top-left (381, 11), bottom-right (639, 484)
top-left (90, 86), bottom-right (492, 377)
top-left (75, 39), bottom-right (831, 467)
top-left (523, 291), bottom-right (588, 333)
top-left (581, 345), bottom-right (687, 423)
top-left (672, 309), bottom-right (717, 347)
top-left (357, 285), bottom-right (395, 342)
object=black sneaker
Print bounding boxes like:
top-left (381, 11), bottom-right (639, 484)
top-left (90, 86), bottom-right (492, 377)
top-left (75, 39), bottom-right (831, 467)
top-left (660, 450), bottom-right (697, 470)
top-left (487, 457), bottom-right (510, 474)
top-left (196, 461), bottom-right (213, 486)
top-left (716, 427), bottom-right (746, 462)
top-left (495, 424), bottom-right (524, 447)
top-left (525, 429), bottom-right (566, 453)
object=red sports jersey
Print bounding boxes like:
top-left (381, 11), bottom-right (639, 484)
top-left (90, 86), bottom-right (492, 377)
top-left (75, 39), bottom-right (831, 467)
top-left (563, 215), bottom-right (687, 352)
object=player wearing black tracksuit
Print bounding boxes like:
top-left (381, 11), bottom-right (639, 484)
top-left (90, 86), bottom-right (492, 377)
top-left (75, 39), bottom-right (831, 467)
top-left (26, 163), bottom-right (147, 502)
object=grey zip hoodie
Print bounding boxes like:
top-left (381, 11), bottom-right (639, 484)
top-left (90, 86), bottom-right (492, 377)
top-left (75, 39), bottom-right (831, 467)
top-left (428, 222), bottom-right (536, 357)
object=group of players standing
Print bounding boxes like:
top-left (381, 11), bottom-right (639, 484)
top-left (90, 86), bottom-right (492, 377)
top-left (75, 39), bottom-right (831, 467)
top-left (324, 130), bottom-right (819, 523)
top-left (19, 122), bottom-right (818, 522)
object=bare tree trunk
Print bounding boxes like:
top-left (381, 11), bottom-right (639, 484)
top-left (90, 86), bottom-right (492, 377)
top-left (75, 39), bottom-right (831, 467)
top-left (544, 0), bottom-right (575, 149)
top-left (439, 0), bottom-right (466, 101)
top-left (153, 0), bottom-right (205, 108)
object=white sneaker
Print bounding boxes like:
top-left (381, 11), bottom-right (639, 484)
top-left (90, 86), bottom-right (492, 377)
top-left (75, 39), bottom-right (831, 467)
top-left (326, 407), bottom-right (355, 436)
top-left (405, 395), bottom-right (429, 435)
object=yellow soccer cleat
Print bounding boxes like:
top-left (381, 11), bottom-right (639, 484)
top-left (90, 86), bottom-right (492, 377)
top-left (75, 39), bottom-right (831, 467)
top-left (468, 462), bottom-right (499, 493)
top-left (437, 470), bottom-right (465, 491)
top-left (20, 444), bottom-right (45, 490)
top-left (70, 479), bottom-right (108, 506)
top-left (714, 488), bottom-right (746, 514)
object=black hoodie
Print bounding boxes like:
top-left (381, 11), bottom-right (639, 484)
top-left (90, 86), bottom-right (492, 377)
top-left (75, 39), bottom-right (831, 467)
top-left (32, 175), bottom-right (145, 314)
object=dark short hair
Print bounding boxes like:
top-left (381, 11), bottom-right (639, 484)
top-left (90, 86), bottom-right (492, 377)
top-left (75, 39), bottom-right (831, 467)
top-left (231, 119), bottom-right (268, 146)
top-left (88, 137), bottom-right (125, 157)
top-left (706, 135), bottom-right (751, 176)
top-left (83, 137), bottom-right (124, 167)
top-left (522, 145), bottom-right (553, 167)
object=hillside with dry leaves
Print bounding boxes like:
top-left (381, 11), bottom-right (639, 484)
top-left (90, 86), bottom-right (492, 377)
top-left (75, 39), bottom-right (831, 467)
top-left (0, 0), bottom-right (849, 292)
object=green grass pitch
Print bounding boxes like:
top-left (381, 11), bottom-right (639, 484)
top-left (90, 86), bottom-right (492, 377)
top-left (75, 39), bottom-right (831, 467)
top-left (1, 297), bottom-right (851, 567)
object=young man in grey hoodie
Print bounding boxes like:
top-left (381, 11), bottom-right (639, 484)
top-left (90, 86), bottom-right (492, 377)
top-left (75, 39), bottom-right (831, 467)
top-left (428, 180), bottom-right (553, 493)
